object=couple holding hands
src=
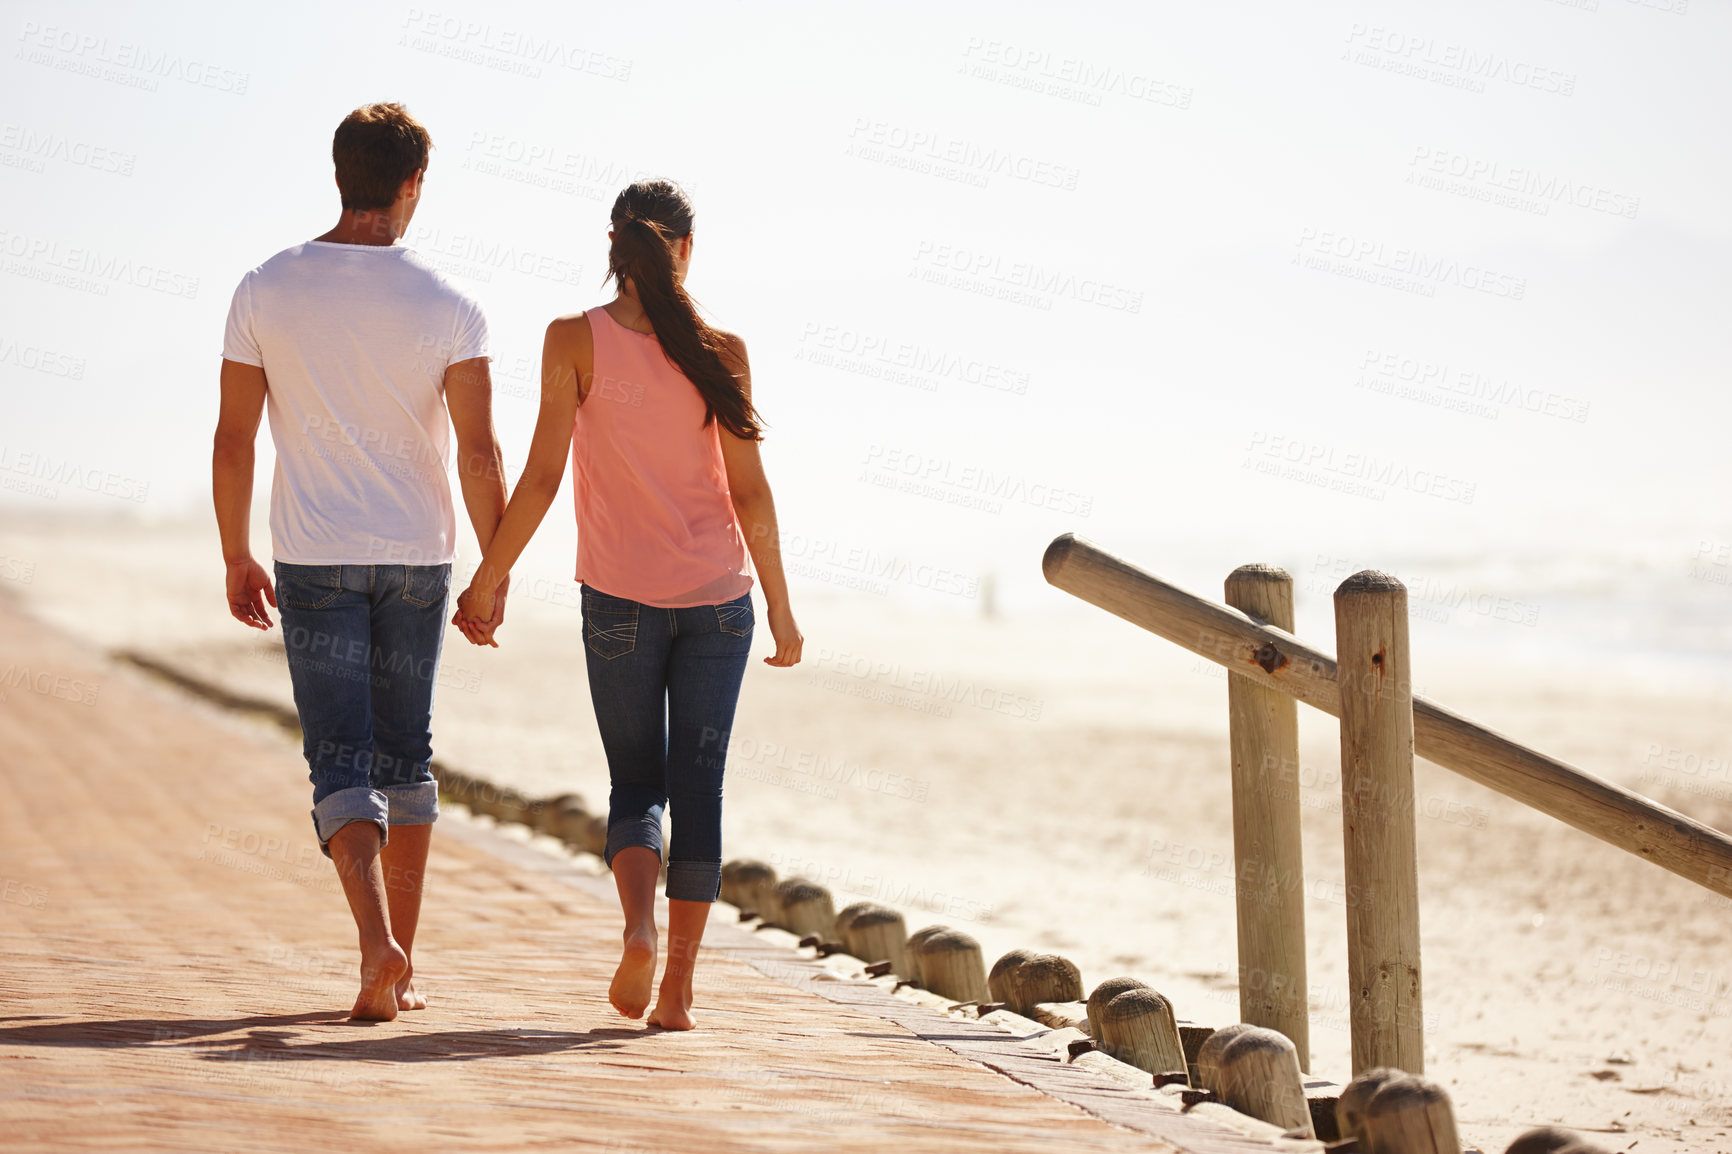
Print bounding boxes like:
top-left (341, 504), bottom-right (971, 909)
top-left (212, 102), bottom-right (801, 1029)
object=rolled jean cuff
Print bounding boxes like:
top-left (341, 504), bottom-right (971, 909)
top-left (665, 860), bottom-right (721, 903)
top-left (604, 814), bottom-right (664, 869)
top-left (383, 781), bottom-right (439, 827)
top-left (312, 786), bottom-right (390, 857)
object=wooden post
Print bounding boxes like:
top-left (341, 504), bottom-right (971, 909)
top-left (1361, 1074), bottom-right (1460, 1154)
top-left (1195, 1023), bottom-right (1254, 1094)
top-left (580, 814), bottom-right (608, 858)
top-left (989, 949), bottom-right (1038, 1005)
top-left (1085, 977), bottom-right (1147, 1040)
top-left (1505, 1126), bottom-right (1611, 1154)
top-left (1097, 989), bottom-right (1187, 1078)
top-left (914, 930), bottom-right (990, 1002)
top-left (721, 860), bottom-right (776, 914)
top-left (532, 793), bottom-right (580, 835)
top-left (1225, 565), bottom-right (1311, 1071)
top-left (1335, 1067), bottom-right (1403, 1147)
top-left (553, 798), bottom-right (593, 850)
top-left (844, 906), bottom-right (908, 975)
top-left (903, 925), bottom-right (950, 986)
top-left (1216, 1027), bottom-right (1313, 1136)
top-left (1009, 954), bottom-right (1083, 1016)
top-left (775, 879), bottom-right (835, 936)
top-left (1334, 571), bottom-right (1423, 1076)
top-left (833, 900), bottom-right (877, 938)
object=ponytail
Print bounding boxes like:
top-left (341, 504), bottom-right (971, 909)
top-left (607, 180), bottom-right (762, 441)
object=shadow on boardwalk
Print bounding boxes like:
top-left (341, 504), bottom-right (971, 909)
top-left (0, 1014), bottom-right (639, 1062)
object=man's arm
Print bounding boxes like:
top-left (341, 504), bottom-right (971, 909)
top-left (213, 358), bottom-right (277, 630)
top-left (444, 355), bottom-right (509, 633)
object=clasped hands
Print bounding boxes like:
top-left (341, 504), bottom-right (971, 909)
top-left (452, 573), bottom-right (510, 647)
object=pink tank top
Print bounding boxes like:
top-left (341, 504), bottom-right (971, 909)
top-left (571, 306), bottom-right (754, 607)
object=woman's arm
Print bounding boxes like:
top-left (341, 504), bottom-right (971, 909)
top-left (716, 334), bottom-right (803, 668)
top-left (452, 314), bottom-right (590, 645)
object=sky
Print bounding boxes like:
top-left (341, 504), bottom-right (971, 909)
top-left (2, 0), bottom-right (1730, 620)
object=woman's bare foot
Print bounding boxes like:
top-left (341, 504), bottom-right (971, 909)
top-left (351, 941), bottom-right (409, 1021)
top-left (646, 984), bottom-right (696, 1031)
top-left (396, 966), bottom-right (427, 1011)
top-left (609, 929), bottom-right (657, 1019)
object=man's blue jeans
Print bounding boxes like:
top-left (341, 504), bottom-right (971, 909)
top-left (275, 562), bottom-right (451, 854)
top-left (582, 584), bottom-right (754, 903)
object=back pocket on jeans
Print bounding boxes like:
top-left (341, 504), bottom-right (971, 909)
top-left (401, 564), bottom-right (452, 609)
top-left (276, 564), bottom-right (343, 610)
top-left (583, 588), bottom-right (639, 659)
top-left (715, 597), bottom-right (754, 637)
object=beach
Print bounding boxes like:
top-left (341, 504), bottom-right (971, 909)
top-left (3, 509), bottom-right (1730, 1152)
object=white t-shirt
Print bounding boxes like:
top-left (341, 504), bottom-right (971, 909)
top-left (222, 241), bottom-right (489, 565)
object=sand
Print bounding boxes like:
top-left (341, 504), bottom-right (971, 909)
top-left (3, 510), bottom-right (1730, 1153)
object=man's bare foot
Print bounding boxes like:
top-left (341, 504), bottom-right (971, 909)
top-left (647, 985), bottom-right (695, 1031)
top-left (396, 967), bottom-right (427, 1011)
top-left (609, 929), bottom-right (656, 1019)
top-left (351, 941), bottom-right (409, 1021)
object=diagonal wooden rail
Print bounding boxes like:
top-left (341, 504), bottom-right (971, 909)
top-left (1043, 533), bottom-right (1732, 902)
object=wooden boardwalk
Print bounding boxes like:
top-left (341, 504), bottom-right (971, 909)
top-left (0, 603), bottom-right (1310, 1153)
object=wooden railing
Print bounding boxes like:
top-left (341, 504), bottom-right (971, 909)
top-left (1043, 533), bottom-right (1732, 1078)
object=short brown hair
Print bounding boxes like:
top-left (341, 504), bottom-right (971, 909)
top-left (332, 103), bottom-right (432, 211)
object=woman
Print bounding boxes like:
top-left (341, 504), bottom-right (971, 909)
top-left (452, 179), bottom-right (802, 1030)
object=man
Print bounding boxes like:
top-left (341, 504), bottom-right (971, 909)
top-left (212, 103), bottom-right (507, 1020)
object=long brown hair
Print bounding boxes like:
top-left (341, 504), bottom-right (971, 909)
top-left (606, 179), bottom-right (762, 441)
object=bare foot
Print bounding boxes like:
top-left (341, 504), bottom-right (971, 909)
top-left (351, 941), bottom-right (409, 1021)
top-left (609, 930), bottom-right (656, 1019)
top-left (647, 985), bottom-right (695, 1031)
top-left (396, 966), bottom-right (427, 1011)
